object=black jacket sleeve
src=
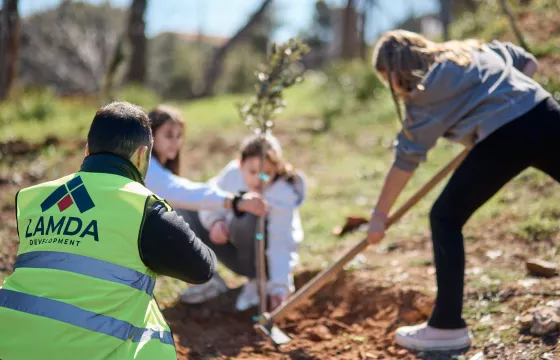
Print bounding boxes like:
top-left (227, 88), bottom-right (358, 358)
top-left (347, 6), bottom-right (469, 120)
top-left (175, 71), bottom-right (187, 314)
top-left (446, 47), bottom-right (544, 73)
top-left (139, 200), bottom-right (216, 284)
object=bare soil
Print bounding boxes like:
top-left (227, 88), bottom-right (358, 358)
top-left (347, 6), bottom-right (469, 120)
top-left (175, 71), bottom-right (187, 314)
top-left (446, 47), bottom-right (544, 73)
top-left (0, 138), bottom-right (558, 360)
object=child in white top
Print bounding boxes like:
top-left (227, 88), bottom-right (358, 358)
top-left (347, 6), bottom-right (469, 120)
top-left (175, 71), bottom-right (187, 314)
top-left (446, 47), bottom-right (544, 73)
top-left (144, 105), bottom-right (266, 214)
top-left (179, 134), bottom-right (306, 311)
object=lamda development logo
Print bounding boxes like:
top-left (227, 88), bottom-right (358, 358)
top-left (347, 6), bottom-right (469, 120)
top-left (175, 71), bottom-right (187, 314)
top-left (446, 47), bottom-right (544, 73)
top-left (26, 176), bottom-right (99, 247)
top-left (40, 176), bottom-right (95, 213)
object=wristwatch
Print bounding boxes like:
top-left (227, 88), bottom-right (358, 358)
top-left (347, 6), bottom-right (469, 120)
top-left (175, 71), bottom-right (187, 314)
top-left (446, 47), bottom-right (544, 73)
top-left (232, 191), bottom-right (247, 217)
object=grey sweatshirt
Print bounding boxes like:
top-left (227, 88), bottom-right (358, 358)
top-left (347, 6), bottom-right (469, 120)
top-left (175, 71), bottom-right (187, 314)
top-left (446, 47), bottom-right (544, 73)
top-left (394, 40), bottom-right (552, 172)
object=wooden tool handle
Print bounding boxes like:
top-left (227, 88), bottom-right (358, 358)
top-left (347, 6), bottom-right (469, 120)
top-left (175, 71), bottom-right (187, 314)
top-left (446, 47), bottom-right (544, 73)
top-left (269, 148), bottom-right (469, 323)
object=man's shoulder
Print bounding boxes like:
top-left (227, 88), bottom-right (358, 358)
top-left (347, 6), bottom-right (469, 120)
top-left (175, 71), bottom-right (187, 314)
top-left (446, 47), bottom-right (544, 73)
top-left (18, 173), bottom-right (77, 194)
top-left (121, 181), bottom-right (156, 197)
top-left (121, 181), bottom-right (173, 214)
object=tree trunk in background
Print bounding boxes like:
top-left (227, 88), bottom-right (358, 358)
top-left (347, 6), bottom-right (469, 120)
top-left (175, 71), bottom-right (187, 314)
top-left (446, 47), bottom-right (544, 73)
top-left (102, 35), bottom-right (127, 104)
top-left (359, 6), bottom-right (366, 60)
top-left (0, 0), bottom-right (20, 101)
top-left (341, 0), bottom-right (359, 60)
top-left (499, 0), bottom-right (529, 50)
top-left (439, 0), bottom-right (451, 41)
top-left (125, 0), bottom-right (147, 84)
top-left (197, 0), bottom-right (273, 98)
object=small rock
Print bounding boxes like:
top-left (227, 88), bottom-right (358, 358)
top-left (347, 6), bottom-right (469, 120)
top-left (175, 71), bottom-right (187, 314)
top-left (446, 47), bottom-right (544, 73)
top-left (466, 267), bottom-right (483, 275)
top-left (546, 299), bottom-right (560, 310)
top-left (469, 352), bottom-right (485, 360)
top-left (401, 309), bottom-right (423, 322)
top-left (530, 308), bottom-right (560, 335)
top-left (306, 324), bottom-right (332, 341)
top-left (518, 314), bottom-right (534, 328)
top-left (518, 278), bottom-right (540, 288)
top-left (526, 259), bottom-right (558, 278)
top-left (12, 173), bottom-right (22, 185)
top-left (396, 349), bottom-right (408, 358)
top-left (486, 250), bottom-right (503, 260)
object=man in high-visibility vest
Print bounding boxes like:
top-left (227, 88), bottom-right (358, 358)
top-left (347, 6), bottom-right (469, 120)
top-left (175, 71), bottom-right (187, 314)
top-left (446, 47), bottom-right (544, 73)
top-left (0, 101), bottom-right (234, 359)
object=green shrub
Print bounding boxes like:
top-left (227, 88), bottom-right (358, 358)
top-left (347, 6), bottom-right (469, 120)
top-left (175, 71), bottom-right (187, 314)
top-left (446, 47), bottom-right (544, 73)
top-left (0, 87), bottom-right (56, 124)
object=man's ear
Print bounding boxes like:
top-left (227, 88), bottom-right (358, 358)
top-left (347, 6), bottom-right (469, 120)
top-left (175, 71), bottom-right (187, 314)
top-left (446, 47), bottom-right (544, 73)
top-left (136, 145), bottom-right (149, 166)
top-left (85, 143), bottom-right (90, 156)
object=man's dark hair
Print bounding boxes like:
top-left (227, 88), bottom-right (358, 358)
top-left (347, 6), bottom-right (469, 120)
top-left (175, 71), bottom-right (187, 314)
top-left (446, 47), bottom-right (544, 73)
top-left (87, 101), bottom-right (152, 159)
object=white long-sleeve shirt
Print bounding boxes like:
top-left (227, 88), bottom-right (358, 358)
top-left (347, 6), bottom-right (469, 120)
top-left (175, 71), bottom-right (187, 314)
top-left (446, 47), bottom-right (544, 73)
top-left (145, 157), bottom-right (230, 211)
top-left (198, 160), bottom-right (307, 295)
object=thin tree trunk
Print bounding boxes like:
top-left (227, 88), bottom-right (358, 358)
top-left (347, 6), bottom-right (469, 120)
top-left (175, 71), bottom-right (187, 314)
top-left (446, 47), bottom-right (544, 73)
top-left (125, 0), bottom-right (147, 84)
top-left (499, 0), bottom-right (529, 50)
top-left (439, 0), bottom-right (451, 41)
top-left (341, 0), bottom-right (357, 60)
top-left (359, 5), bottom-right (366, 60)
top-left (102, 35), bottom-right (127, 104)
top-left (197, 0), bottom-right (273, 98)
top-left (0, 0), bottom-right (20, 101)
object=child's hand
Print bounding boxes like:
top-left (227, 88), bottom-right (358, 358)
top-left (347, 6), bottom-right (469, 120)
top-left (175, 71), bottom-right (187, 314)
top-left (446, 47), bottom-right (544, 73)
top-left (268, 284), bottom-right (289, 310)
top-left (367, 212), bottom-right (386, 245)
top-left (210, 220), bottom-right (229, 245)
top-left (238, 192), bottom-right (267, 216)
top-left (270, 293), bottom-right (287, 311)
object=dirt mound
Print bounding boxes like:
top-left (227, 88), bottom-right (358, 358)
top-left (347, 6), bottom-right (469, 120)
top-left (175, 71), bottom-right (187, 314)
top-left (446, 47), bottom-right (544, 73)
top-left (162, 270), bottom-right (434, 360)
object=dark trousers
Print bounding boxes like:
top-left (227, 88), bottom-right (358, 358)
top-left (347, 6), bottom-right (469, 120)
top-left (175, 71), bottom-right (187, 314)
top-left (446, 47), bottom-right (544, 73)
top-left (177, 210), bottom-right (264, 279)
top-left (428, 97), bottom-right (560, 329)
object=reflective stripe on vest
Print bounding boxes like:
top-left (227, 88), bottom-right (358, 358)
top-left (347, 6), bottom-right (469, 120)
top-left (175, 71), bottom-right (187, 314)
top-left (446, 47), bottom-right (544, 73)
top-left (0, 289), bottom-right (174, 345)
top-left (14, 251), bottom-right (156, 295)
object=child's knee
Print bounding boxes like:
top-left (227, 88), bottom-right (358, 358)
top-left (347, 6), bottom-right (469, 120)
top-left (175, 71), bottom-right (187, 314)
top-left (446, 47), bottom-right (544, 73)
top-left (228, 213), bottom-right (259, 248)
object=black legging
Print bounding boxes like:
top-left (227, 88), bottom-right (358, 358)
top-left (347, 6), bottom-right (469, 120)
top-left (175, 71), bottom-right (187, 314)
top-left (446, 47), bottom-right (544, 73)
top-left (428, 96), bottom-right (560, 329)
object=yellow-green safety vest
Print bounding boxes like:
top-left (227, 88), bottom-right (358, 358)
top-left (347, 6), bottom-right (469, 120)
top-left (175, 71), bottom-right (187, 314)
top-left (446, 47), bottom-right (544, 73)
top-left (0, 171), bottom-right (177, 360)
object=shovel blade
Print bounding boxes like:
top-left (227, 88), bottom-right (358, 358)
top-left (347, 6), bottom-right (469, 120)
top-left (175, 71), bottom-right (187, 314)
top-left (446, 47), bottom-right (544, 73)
top-left (256, 323), bottom-right (291, 345)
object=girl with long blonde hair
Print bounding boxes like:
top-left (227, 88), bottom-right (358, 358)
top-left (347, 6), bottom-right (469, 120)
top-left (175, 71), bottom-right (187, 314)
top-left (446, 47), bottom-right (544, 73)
top-left (366, 29), bottom-right (558, 351)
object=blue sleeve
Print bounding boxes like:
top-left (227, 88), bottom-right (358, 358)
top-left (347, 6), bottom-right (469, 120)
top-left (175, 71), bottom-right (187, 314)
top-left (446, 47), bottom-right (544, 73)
top-left (488, 40), bottom-right (536, 71)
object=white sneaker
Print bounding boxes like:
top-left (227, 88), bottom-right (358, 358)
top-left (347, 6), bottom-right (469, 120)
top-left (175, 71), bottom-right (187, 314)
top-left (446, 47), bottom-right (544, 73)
top-left (235, 280), bottom-right (260, 312)
top-left (179, 274), bottom-right (228, 305)
top-left (395, 322), bottom-right (473, 351)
